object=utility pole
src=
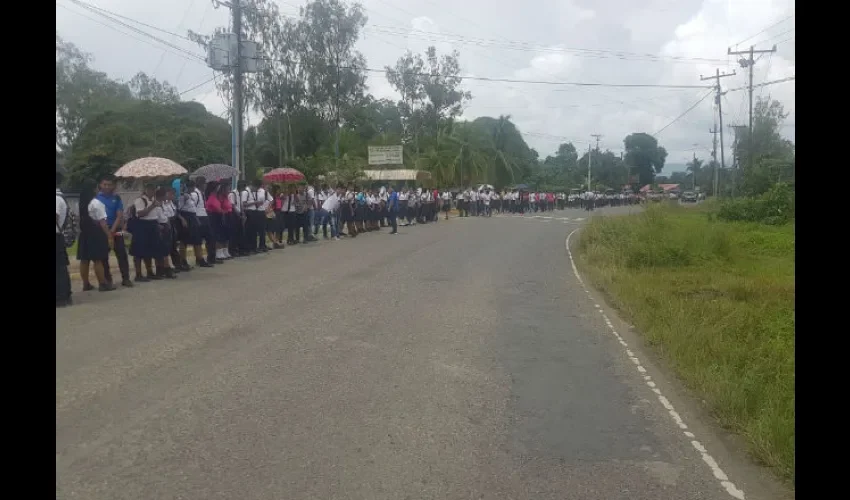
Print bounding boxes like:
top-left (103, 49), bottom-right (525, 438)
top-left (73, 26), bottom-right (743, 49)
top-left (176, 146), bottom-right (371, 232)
top-left (709, 125), bottom-right (719, 196)
top-left (728, 124), bottom-right (747, 197)
top-left (728, 44), bottom-right (777, 171)
top-left (589, 134), bottom-right (601, 190)
top-left (700, 69), bottom-right (734, 198)
top-left (232, 0), bottom-right (243, 180)
top-left (206, 0), bottom-right (260, 183)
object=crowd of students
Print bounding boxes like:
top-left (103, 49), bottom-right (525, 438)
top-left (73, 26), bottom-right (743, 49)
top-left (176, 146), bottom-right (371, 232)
top-left (55, 175), bottom-right (454, 307)
top-left (55, 171), bottom-right (644, 308)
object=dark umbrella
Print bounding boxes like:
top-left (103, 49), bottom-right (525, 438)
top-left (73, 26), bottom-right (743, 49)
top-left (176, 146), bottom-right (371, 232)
top-left (190, 163), bottom-right (238, 182)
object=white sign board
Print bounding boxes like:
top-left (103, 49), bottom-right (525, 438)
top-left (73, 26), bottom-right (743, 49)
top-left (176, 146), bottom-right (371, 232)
top-left (368, 145), bottom-right (403, 166)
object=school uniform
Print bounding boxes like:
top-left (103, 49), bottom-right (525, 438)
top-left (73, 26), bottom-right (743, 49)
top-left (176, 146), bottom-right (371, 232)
top-left (56, 190), bottom-right (72, 304)
top-left (96, 192), bottom-right (131, 285)
top-left (315, 189), bottom-right (328, 235)
top-left (228, 189), bottom-right (244, 256)
top-left (241, 188), bottom-right (261, 253)
top-left (162, 199), bottom-right (181, 267)
top-left (342, 191), bottom-right (357, 237)
top-left (281, 192), bottom-right (299, 244)
top-left (77, 197), bottom-right (110, 262)
top-left (178, 189), bottom-right (202, 246)
top-left (129, 195), bottom-right (163, 260)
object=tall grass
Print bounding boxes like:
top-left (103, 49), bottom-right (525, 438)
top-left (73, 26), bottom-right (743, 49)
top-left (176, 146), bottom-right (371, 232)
top-left (576, 205), bottom-right (795, 482)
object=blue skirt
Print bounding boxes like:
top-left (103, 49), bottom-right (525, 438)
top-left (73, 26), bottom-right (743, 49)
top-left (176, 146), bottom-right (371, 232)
top-left (130, 219), bottom-right (163, 259)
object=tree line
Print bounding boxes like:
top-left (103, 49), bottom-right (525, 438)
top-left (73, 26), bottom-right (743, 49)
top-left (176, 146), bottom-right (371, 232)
top-left (56, 0), bottom-right (793, 197)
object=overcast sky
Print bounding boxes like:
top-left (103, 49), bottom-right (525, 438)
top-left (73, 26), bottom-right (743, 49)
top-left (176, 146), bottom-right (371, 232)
top-left (56, 0), bottom-right (795, 173)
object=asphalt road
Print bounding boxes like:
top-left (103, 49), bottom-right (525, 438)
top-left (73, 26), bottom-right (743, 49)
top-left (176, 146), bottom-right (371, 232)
top-left (57, 206), bottom-right (790, 500)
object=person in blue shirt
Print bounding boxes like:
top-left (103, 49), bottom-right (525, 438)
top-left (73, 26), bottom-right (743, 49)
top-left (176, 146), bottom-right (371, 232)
top-left (95, 174), bottom-right (133, 287)
top-left (386, 185), bottom-right (400, 235)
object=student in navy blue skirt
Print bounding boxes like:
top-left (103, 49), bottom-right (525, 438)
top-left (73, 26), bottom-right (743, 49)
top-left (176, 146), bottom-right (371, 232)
top-left (129, 184), bottom-right (166, 282)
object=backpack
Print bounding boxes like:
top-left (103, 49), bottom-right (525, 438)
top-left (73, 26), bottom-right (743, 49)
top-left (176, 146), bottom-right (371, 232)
top-left (56, 194), bottom-right (78, 248)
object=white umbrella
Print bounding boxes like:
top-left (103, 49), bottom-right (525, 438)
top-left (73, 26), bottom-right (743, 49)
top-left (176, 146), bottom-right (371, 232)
top-left (115, 157), bottom-right (188, 178)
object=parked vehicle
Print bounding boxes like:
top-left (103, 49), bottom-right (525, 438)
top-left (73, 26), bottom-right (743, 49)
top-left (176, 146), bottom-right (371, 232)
top-left (681, 191), bottom-right (698, 203)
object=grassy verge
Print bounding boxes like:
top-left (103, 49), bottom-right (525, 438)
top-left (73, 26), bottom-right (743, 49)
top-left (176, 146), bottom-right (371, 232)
top-left (575, 204), bottom-right (794, 482)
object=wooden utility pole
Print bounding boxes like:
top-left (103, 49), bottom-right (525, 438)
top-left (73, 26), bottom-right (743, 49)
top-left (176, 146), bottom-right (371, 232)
top-left (728, 44), bottom-right (777, 171)
top-left (700, 69), bottom-right (735, 198)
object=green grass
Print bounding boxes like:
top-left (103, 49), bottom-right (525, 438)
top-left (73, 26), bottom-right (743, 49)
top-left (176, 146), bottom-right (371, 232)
top-left (575, 204), bottom-right (795, 483)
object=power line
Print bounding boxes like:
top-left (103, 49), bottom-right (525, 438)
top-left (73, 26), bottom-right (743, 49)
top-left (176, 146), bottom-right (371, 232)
top-left (733, 12), bottom-right (795, 47)
top-left (653, 91), bottom-right (715, 137)
top-left (726, 76), bottom-right (794, 93)
top-left (63, 3), bottom-right (710, 91)
top-left (57, 2), bottom-right (204, 65)
top-left (179, 76), bottom-right (216, 96)
top-left (65, 0), bottom-right (205, 62)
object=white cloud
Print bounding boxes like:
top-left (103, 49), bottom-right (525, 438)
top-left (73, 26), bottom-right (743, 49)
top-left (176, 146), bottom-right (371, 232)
top-left (56, 0), bottom-right (795, 170)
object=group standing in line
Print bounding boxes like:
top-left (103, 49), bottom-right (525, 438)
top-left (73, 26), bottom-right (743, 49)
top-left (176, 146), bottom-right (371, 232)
top-left (57, 173), bottom-right (643, 308)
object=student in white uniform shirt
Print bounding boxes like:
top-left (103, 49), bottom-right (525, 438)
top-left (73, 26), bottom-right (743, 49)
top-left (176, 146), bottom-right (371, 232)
top-left (178, 179), bottom-right (212, 268)
top-left (56, 170), bottom-right (73, 306)
top-left (481, 189), bottom-right (492, 217)
top-left (441, 190), bottom-right (452, 220)
top-left (154, 187), bottom-right (178, 278)
top-left (241, 179), bottom-right (264, 253)
top-left (75, 179), bottom-right (115, 292)
top-left (228, 180), bottom-right (246, 257)
top-left (130, 183), bottom-right (166, 282)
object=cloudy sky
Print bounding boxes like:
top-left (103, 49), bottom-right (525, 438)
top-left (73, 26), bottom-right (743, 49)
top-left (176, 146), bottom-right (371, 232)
top-left (56, 0), bottom-right (795, 173)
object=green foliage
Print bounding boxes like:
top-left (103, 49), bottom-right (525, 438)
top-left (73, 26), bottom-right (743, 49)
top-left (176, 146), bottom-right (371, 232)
top-left (577, 207), bottom-right (795, 482)
top-left (717, 183), bottom-right (795, 225)
top-left (624, 132), bottom-right (668, 186)
top-left (67, 100), bottom-right (231, 187)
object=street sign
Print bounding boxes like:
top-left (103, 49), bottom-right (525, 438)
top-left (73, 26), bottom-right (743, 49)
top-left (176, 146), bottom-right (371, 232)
top-left (368, 145), bottom-right (403, 166)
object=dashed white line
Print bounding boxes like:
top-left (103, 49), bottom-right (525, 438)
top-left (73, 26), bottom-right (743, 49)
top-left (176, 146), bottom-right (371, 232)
top-left (565, 228), bottom-right (746, 500)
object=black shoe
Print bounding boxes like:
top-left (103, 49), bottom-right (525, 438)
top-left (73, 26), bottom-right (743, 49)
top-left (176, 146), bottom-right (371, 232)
top-left (121, 279), bottom-right (134, 287)
top-left (135, 275), bottom-right (151, 283)
top-left (82, 283), bottom-right (95, 292)
top-left (148, 274), bottom-right (164, 280)
top-left (198, 260), bottom-right (214, 268)
top-left (57, 298), bottom-right (73, 307)
top-left (98, 283), bottom-right (116, 292)
top-left (215, 258), bottom-right (225, 264)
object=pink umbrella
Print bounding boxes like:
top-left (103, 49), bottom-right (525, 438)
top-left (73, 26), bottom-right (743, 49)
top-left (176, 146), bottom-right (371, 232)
top-left (263, 167), bottom-right (305, 184)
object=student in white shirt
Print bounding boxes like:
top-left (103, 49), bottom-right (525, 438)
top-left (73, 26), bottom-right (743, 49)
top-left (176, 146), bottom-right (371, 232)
top-left (178, 179), bottom-right (211, 268)
top-left (241, 179), bottom-right (264, 253)
top-left (76, 179), bottom-right (115, 292)
top-left (56, 172), bottom-right (73, 306)
top-left (164, 187), bottom-right (183, 273)
top-left (441, 190), bottom-right (452, 220)
top-left (318, 186), bottom-right (340, 240)
top-left (129, 183), bottom-right (166, 282)
top-left (228, 180), bottom-right (247, 256)
top-left (481, 189), bottom-right (492, 217)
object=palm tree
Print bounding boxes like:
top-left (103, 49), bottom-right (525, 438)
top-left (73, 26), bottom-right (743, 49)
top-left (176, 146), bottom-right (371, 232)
top-left (686, 156), bottom-right (703, 190)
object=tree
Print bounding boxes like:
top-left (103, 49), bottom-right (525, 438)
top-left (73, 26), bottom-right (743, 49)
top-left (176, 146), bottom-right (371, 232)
top-left (623, 133), bottom-right (668, 186)
top-left (66, 101), bottom-right (231, 187)
top-left (386, 46), bottom-right (471, 153)
top-left (300, 0), bottom-right (368, 151)
top-left (128, 72), bottom-right (179, 104)
top-left (734, 97), bottom-right (795, 196)
top-left (579, 149), bottom-right (627, 190)
top-left (56, 33), bottom-right (132, 153)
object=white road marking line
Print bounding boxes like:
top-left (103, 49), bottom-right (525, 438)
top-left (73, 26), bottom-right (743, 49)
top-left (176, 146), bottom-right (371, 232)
top-left (565, 229), bottom-right (746, 500)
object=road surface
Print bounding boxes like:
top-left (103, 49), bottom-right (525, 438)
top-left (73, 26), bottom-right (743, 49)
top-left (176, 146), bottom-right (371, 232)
top-left (57, 206), bottom-right (790, 500)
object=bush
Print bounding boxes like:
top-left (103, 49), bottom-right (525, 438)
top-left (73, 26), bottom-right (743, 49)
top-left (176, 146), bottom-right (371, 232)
top-left (717, 183), bottom-right (795, 225)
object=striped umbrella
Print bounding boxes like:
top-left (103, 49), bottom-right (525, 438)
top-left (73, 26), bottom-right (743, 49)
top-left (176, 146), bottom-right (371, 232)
top-left (190, 164), bottom-right (238, 182)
